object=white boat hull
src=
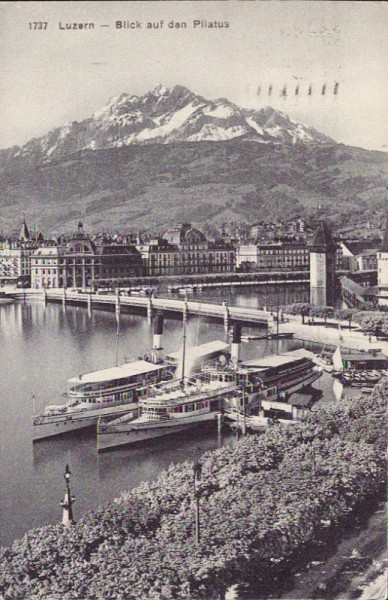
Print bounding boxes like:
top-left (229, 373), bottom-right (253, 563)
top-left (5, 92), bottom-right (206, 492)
top-left (97, 412), bottom-right (217, 452)
top-left (32, 402), bottom-right (138, 441)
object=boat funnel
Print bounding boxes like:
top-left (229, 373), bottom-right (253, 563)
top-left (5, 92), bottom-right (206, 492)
top-left (231, 322), bottom-right (242, 364)
top-left (153, 312), bottom-right (164, 350)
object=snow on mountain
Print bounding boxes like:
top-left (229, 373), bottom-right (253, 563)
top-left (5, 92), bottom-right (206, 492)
top-left (2, 85), bottom-right (335, 165)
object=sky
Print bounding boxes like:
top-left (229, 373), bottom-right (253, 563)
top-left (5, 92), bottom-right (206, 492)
top-left (0, 0), bottom-right (387, 150)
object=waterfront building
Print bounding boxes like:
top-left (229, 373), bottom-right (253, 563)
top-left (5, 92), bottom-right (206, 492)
top-left (236, 240), bottom-right (309, 272)
top-left (0, 220), bottom-right (48, 287)
top-left (31, 246), bottom-right (67, 289)
top-left (332, 347), bottom-right (388, 372)
top-left (31, 222), bottom-right (97, 289)
top-left (356, 249), bottom-right (378, 272)
top-left (31, 225), bottom-right (147, 289)
top-left (137, 223), bottom-right (235, 276)
top-left (307, 222), bottom-right (337, 307)
top-left (340, 240), bottom-right (380, 273)
top-left (95, 244), bottom-right (145, 282)
top-left (377, 220), bottom-right (388, 307)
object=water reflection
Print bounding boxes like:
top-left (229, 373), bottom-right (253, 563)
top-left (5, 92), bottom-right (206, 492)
top-left (1, 285), bottom-right (334, 547)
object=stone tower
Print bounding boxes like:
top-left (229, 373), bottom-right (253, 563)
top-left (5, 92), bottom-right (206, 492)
top-left (377, 215), bottom-right (388, 307)
top-left (307, 222), bottom-right (337, 307)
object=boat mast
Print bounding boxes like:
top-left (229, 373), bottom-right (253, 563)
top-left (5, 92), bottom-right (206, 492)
top-left (181, 315), bottom-right (187, 386)
top-left (276, 276), bottom-right (280, 355)
top-left (196, 291), bottom-right (202, 347)
top-left (115, 309), bottom-right (120, 367)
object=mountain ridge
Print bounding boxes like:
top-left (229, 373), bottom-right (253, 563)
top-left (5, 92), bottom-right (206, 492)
top-left (0, 139), bottom-right (386, 235)
top-left (0, 85), bottom-right (386, 235)
top-left (0, 85), bottom-right (334, 168)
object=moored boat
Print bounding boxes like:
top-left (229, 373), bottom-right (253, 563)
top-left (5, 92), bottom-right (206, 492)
top-left (32, 359), bottom-right (174, 441)
top-left (97, 348), bottom-right (322, 452)
top-left (32, 337), bottom-right (231, 442)
top-left (97, 369), bottom-right (238, 452)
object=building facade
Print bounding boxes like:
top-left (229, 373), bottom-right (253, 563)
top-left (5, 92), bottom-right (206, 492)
top-left (0, 221), bottom-right (47, 287)
top-left (137, 224), bottom-right (235, 277)
top-left (236, 241), bottom-right (309, 272)
top-left (377, 222), bottom-right (388, 307)
top-left (95, 245), bottom-right (145, 282)
top-left (31, 225), bottom-right (146, 289)
top-left (31, 223), bottom-right (97, 289)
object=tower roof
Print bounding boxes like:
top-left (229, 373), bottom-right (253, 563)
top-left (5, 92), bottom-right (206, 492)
top-left (19, 220), bottom-right (30, 241)
top-left (307, 222), bottom-right (337, 252)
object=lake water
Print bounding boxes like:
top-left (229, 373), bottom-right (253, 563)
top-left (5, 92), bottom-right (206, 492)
top-left (0, 284), bottom-right (336, 548)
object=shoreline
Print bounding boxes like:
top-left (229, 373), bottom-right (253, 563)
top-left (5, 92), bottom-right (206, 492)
top-left (278, 312), bottom-right (388, 355)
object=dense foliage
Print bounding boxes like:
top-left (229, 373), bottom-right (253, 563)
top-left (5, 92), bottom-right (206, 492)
top-left (283, 303), bottom-right (388, 330)
top-left (0, 383), bottom-right (386, 599)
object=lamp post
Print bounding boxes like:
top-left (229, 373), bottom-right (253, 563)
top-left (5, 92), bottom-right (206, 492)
top-left (193, 461), bottom-right (202, 544)
top-left (60, 464), bottom-right (76, 527)
top-left (242, 384), bottom-right (247, 436)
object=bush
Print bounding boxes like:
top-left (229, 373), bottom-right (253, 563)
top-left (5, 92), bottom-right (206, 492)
top-left (0, 383), bottom-right (386, 599)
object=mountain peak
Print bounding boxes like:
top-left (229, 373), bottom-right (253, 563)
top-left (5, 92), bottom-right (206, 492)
top-left (1, 85), bottom-right (335, 164)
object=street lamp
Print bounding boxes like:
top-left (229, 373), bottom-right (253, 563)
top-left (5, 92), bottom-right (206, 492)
top-left (60, 464), bottom-right (76, 527)
top-left (193, 461), bottom-right (202, 544)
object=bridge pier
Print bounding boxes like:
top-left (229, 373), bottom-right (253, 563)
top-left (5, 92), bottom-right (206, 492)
top-left (183, 300), bottom-right (188, 323)
top-left (147, 298), bottom-right (153, 323)
top-left (267, 314), bottom-right (275, 330)
top-left (62, 288), bottom-right (67, 308)
top-left (43, 288), bottom-right (47, 306)
top-left (87, 292), bottom-right (93, 315)
top-left (217, 412), bottom-right (224, 432)
top-left (115, 290), bottom-right (120, 320)
top-left (223, 306), bottom-right (230, 331)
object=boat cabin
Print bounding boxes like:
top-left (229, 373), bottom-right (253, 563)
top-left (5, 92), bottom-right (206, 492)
top-left (242, 352), bottom-right (316, 390)
top-left (67, 360), bottom-right (173, 402)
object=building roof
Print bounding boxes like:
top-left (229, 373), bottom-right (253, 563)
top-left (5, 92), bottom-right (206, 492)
top-left (358, 248), bottom-right (378, 257)
top-left (342, 240), bottom-right (380, 256)
top-left (289, 392), bottom-right (315, 408)
top-left (33, 246), bottom-right (66, 257)
top-left (307, 222), bottom-right (337, 252)
top-left (95, 245), bottom-right (142, 257)
top-left (163, 224), bottom-right (207, 245)
top-left (19, 220), bottom-right (30, 241)
top-left (68, 360), bottom-right (165, 385)
top-left (337, 349), bottom-right (387, 362)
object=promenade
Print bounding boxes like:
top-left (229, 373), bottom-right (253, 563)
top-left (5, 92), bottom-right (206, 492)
top-left (279, 313), bottom-right (388, 355)
top-left (5, 287), bottom-right (388, 356)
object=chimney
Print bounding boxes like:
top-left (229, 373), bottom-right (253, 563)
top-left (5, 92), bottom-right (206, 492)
top-left (231, 322), bottom-right (242, 364)
top-left (153, 312), bottom-right (164, 350)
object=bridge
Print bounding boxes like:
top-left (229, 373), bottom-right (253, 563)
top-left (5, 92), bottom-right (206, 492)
top-left (340, 276), bottom-right (377, 308)
top-left (6, 288), bottom-right (275, 328)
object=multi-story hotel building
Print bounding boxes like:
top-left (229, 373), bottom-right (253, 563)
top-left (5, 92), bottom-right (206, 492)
top-left (31, 223), bottom-right (145, 289)
top-left (137, 224), bottom-right (235, 277)
top-left (31, 224), bottom-right (97, 289)
top-left (236, 240), bottom-right (309, 272)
